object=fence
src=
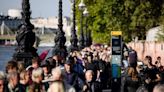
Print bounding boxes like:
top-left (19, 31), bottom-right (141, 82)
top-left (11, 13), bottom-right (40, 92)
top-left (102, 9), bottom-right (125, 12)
top-left (128, 41), bottom-right (164, 65)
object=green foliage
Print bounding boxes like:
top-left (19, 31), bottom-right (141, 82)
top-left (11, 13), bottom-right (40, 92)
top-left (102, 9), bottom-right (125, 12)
top-left (75, 0), bottom-right (164, 44)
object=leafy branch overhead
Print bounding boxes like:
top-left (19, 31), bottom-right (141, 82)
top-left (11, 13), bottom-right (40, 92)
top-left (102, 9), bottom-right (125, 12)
top-left (75, 0), bottom-right (164, 44)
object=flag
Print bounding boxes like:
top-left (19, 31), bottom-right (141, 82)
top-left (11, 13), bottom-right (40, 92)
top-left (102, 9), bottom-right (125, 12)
top-left (39, 49), bottom-right (50, 61)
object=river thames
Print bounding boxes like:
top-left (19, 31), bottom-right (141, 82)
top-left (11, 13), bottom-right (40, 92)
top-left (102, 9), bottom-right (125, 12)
top-left (0, 46), bottom-right (52, 71)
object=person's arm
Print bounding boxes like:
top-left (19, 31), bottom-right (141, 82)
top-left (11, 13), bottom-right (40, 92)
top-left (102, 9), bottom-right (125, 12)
top-left (96, 70), bottom-right (100, 81)
top-left (152, 74), bottom-right (161, 83)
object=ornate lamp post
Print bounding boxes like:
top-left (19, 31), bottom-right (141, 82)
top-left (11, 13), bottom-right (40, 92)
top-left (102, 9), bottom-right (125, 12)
top-left (78, 0), bottom-right (85, 50)
top-left (13, 0), bottom-right (37, 67)
top-left (52, 0), bottom-right (67, 59)
top-left (83, 8), bottom-right (89, 47)
top-left (69, 0), bottom-right (78, 52)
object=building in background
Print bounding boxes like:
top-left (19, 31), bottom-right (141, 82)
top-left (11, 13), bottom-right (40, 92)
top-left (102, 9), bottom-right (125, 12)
top-left (0, 9), bottom-right (72, 46)
top-left (8, 9), bottom-right (22, 18)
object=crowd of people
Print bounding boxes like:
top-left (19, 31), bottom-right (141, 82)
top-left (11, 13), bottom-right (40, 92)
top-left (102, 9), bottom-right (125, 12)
top-left (0, 45), bottom-right (112, 92)
top-left (1, 44), bottom-right (164, 92)
top-left (122, 47), bottom-right (164, 92)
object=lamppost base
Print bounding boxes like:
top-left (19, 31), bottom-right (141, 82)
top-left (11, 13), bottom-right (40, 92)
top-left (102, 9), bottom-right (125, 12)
top-left (13, 52), bottom-right (33, 68)
top-left (68, 46), bottom-right (79, 53)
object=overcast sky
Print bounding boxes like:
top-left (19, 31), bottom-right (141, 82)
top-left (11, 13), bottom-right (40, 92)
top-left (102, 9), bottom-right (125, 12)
top-left (0, 0), bottom-right (71, 18)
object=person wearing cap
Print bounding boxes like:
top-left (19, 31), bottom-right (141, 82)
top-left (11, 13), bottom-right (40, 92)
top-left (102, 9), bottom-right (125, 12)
top-left (40, 60), bottom-right (52, 91)
top-left (63, 56), bottom-right (81, 91)
top-left (40, 60), bottom-right (52, 80)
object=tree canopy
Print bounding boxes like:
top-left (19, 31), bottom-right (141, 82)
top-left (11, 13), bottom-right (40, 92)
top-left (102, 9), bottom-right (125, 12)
top-left (75, 0), bottom-right (164, 44)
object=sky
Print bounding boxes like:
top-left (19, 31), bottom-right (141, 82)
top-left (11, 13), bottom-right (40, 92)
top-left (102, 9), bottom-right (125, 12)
top-left (0, 0), bottom-right (71, 18)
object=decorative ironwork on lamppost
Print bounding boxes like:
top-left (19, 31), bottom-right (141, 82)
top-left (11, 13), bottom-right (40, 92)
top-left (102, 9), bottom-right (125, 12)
top-left (78, 0), bottom-right (85, 50)
top-left (52, 0), bottom-right (67, 59)
top-left (83, 8), bottom-right (89, 47)
top-left (88, 27), bottom-right (92, 46)
top-left (13, 0), bottom-right (38, 67)
top-left (69, 0), bottom-right (78, 52)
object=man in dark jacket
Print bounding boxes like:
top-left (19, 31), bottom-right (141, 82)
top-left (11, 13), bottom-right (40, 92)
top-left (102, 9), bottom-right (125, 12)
top-left (63, 57), bottom-right (80, 91)
top-left (82, 70), bottom-right (102, 92)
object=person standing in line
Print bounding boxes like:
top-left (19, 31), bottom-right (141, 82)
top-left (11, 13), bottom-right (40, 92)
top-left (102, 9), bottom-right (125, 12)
top-left (0, 71), bottom-right (7, 92)
top-left (82, 70), bottom-right (102, 92)
top-left (19, 70), bottom-right (30, 92)
top-left (48, 67), bottom-right (76, 92)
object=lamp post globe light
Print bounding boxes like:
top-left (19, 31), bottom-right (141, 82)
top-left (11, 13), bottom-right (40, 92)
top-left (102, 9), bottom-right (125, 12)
top-left (13, 0), bottom-right (38, 67)
top-left (78, 0), bottom-right (85, 50)
top-left (52, 0), bottom-right (67, 59)
top-left (69, 0), bottom-right (78, 52)
top-left (83, 8), bottom-right (89, 47)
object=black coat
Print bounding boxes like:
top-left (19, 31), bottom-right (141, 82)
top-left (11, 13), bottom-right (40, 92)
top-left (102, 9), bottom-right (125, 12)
top-left (83, 81), bottom-right (102, 92)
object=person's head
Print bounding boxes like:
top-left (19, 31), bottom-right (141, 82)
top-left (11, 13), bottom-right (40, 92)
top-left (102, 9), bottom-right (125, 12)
top-left (48, 81), bottom-right (64, 92)
top-left (17, 61), bottom-right (25, 73)
top-left (157, 56), bottom-right (161, 61)
top-left (32, 57), bottom-right (40, 69)
top-left (6, 60), bottom-right (18, 73)
top-left (19, 70), bottom-right (30, 85)
top-left (51, 67), bottom-right (63, 81)
top-left (153, 84), bottom-right (164, 92)
top-left (32, 68), bottom-right (43, 83)
top-left (144, 56), bottom-right (152, 65)
top-left (0, 71), bottom-right (6, 92)
top-left (41, 60), bottom-right (50, 74)
top-left (87, 53), bottom-right (93, 63)
top-left (53, 55), bottom-right (59, 61)
top-left (85, 70), bottom-right (94, 82)
top-left (45, 57), bottom-right (56, 69)
top-left (7, 71), bottom-right (19, 89)
top-left (64, 57), bottom-right (73, 73)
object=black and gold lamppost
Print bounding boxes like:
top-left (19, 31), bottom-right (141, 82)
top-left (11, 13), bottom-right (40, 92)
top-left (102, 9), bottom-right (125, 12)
top-left (13, 0), bottom-right (38, 67)
top-left (52, 0), bottom-right (67, 59)
top-left (78, 0), bottom-right (85, 50)
top-left (69, 0), bottom-right (78, 52)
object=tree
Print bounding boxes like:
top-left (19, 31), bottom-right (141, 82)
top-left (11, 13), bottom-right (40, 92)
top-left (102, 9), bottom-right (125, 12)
top-left (76, 0), bottom-right (164, 44)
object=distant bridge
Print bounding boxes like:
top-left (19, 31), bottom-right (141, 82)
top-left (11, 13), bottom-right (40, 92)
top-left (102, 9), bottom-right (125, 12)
top-left (0, 35), bottom-right (16, 40)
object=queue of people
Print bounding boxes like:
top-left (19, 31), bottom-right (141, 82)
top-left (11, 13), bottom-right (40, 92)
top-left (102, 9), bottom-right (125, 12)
top-left (0, 44), bottom-right (112, 92)
top-left (1, 44), bottom-right (164, 92)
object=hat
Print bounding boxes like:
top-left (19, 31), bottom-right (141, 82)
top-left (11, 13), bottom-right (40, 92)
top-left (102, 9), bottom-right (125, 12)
top-left (65, 56), bottom-right (74, 65)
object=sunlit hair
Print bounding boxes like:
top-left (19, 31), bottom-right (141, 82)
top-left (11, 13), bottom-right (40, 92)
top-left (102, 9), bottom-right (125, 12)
top-left (153, 84), bottom-right (164, 92)
top-left (85, 70), bottom-right (94, 76)
top-left (17, 61), bottom-right (25, 73)
top-left (0, 71), bottom-right (6, 81)
top-left (32, 57), bottom-right (40, 64)
top-left (19, 70), bottom-right (28, 80)
top-left (32, 68), bottom-right (43, 81)
top-left (7, 71), bottom-right (18, 81)
top-left (5, 60), bottom-right (18, 73)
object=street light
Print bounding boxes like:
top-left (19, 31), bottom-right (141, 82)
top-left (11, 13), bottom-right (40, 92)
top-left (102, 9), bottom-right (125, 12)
top-left (69, 0), bottom-right (78, 52)
top-left (78, 0), bottom-right (85, 50)
top-left (52, 0), bottom-right (67, 59)
top-left (83, 8), bottom-right (89, 47)
top-left (13, 0), bottom-right (38, 67)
